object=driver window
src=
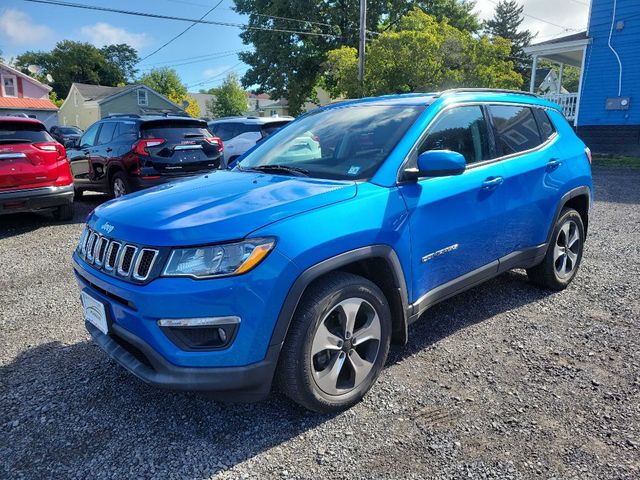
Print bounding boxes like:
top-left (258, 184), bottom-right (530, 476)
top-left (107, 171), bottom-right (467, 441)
top-left (80, 123), bottom-right (100, 148)
top-left (419, 106), bottom-right (491, 165)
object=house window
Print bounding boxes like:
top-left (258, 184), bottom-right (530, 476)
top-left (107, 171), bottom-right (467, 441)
top-left (270, 109), bottom-right (277, 116)
top-left (2, 75), bottom-right (17, 97)
top-left (137, 89), bottom-right (148, 106)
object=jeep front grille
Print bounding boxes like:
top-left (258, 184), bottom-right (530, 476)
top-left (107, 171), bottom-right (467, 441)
top-left (76, 227), bottom-right (159, 282)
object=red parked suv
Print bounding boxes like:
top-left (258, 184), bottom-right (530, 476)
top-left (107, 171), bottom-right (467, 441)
top-left (0, 117), bottom-right (74, 220)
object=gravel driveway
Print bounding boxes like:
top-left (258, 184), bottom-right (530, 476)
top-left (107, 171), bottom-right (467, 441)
top-left (1, 167), bottom-right (638, 479)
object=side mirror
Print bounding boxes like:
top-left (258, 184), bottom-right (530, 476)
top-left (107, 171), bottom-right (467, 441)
top-left (405, 150), bottom-right (466, 179)
top-left (66, 138), bottom-right (79, 149)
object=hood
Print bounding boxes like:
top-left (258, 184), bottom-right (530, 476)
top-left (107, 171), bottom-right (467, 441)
top-left (88, 170), bottom-right (356, 246)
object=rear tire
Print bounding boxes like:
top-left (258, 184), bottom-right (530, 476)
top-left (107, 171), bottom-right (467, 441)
top-left (527, 208), bottom-right (585, 290)
top-left (52, 203), bottom-right (73, 221)
top-left (276, 272), bottom-right (391, 413)
top-left (73, 187), bottom-right (84, 199)
top-left (111, 172), bottom-right (131, 198)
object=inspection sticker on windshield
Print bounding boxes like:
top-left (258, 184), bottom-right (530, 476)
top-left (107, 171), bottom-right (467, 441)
top-left (347, 166), bottom-right (361, 176)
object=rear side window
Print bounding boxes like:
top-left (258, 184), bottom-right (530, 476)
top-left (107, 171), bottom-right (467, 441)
top-left (210, 123), bottom-right (237, 141)
top-left (261, 121), bottom-right (290, 136)
top-left (419, 106), bottom-right (491, 165)
top-left (0, 121), bottom-right (53, 143)
top-left (114, 121), bottom-right (138, 142)
top-left (142, 120), bottom-right (211, 141)
top-left (489, 105), bottom-right (542, 155)
top-left (97, 122), bottom-right (117, 145)
top-left (534, 108), bottom-right (556, 140)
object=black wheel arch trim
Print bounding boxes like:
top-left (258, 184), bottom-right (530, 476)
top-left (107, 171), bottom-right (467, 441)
top-left (269, 245), bottom-right (410, 348)
top-left (546, 186), bottom-right (591, 245)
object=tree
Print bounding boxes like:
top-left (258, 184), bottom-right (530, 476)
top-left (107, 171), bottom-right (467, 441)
top-left (485, 0), bottom-right (534, 74)
top-left (138, 67), bottom-right (187, 98)
top-left (100, 44), bottom-right (139, 82)
top-left (205, 73), bottom-right (247, 118)
top-left (14, 40), bottom-right (135, 98)
top-left (324, 8), bottom-right (521, 99)
top-left (233, 0), bottom-right (479, 115)
top-left (183, 95), bottom-right (201, 118)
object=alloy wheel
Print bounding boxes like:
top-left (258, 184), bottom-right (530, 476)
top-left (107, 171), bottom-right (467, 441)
top-left (113, 178), bottom-right (127, 198)
top-left (310, 297), bottom-right (382, 396)
top-left (553, 219), bottom-right (581, 279)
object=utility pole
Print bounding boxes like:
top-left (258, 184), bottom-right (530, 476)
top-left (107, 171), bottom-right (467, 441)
top-left (358, 0), bottom-right (367, 89)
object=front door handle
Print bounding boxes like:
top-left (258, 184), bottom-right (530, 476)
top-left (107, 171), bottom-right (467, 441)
top-left (105, 148), bottom-right (113, 153)
top-left (481, 176), bottom-right (504, 190)
top-left (547, 158), bottom-right (562, 171)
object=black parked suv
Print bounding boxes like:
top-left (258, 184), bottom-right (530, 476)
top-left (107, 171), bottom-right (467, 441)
top-left (66, 115), bottom-right (223, 198)
top-left (49, 125), bottom-right (83, 148)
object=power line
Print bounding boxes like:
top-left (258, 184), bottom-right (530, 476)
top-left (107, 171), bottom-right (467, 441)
top-left (138, 0), bottom-right (225, 63)
top-left (485, 0), bottom-right (580, 33)
top-left (139, 51), bottom-right (246, 70)
top-left (139, 50), bottom-right (245, 68)
top-left (186, 62), bottom-right (248, 88)
top-left (21, 0), bottom-right (343, 38)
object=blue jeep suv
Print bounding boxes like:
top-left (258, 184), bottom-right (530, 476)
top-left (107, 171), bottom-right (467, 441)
top-left (73, 89), bottom-right (593, 412)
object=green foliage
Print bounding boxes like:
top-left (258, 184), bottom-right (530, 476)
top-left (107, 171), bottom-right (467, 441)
top-left (138, 67), bottom-right (187, 99)
top-left (14, 40), bottom-right (135, 98)
top-left (48, 91), bottom-right (63, 107)
top-left (205, 73), bottom-right (247, 118)
top-left (485, 0), bottom-right (534, 73)
top-left (233, 0), bottom-right (479, 115)
top-left (325, 8), bottom-right (522, 99)
top-left (99, 44), bottom-right (139, 82)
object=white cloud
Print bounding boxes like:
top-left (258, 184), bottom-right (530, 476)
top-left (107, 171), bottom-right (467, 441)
top-left (80, 22), bottom-right (150, 49)
top-left (202, 66), bottom-right (231, 79)
top-left (474, 0), bottom-right (590, 41)
top-left (0, 9), bottom-right (54, 45)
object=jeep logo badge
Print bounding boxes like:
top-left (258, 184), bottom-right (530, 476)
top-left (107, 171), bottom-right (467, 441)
top-left (101, 223), bottom-right (115, 234)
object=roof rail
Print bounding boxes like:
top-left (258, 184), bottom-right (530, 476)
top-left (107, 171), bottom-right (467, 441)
top-left (434, 88), bottom-right (538, 98)
top-left (103, 113), bottom-right (141, 119)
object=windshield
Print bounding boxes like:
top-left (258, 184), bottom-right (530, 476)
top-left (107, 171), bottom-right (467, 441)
top-left (59, 127), bottom-right (81, 134)
top-left (237, 105), bottom-right (424, 180)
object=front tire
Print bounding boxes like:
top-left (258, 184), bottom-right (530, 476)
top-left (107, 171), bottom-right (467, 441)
top-left (277, 272), bottom-right (391, 413)
top-left (527, 208), bottom-right (585, 290)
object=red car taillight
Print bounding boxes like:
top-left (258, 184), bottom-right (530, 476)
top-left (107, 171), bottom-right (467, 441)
top-left (585, 147), bottom-right (592, 165)
top-left (132, 138), bottom-right (165, 156)
top-left (34, 142), bottom-right (67, 160)
top-left (205, 136), bottom-right (223, 153)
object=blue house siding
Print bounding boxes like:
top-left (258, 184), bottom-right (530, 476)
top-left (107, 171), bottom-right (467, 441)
top-left (578, 0), bottom-right (640, 126)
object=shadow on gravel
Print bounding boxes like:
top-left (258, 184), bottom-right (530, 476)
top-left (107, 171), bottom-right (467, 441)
top-left (0, 338), bottom-right (335, 478)
top-left (390, 270), bottom-right (555, 364)
top-left (1, 269), bottom-right (553, 478)
top-left (591, 166), bottom-right (640, 205)
top-left (0, 193), bottom-right (105, 240)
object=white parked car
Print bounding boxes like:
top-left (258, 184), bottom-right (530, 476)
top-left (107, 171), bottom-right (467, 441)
top-left (208, 116), bottom-right (293, 166)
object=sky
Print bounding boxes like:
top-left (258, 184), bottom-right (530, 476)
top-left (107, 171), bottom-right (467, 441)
top-left (0, 0), bottom-right (591, 92)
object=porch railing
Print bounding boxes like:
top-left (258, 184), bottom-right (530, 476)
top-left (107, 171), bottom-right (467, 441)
top-left (542, 92), bottom-right (578, 121)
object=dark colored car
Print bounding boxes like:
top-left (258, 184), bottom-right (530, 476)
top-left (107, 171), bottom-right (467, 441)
top-left (66, 115), bottom-right (223, 198)
top-left (0, 117), bottom-right (73, 219)
top-left (50, 125), bottom-right (83, 148)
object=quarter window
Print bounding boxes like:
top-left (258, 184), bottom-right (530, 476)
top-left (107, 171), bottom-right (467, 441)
top-left (489, 105), bottom-right (542, 155)
top-left (534, 108), bottom-right (556, 140)
top-left (419, 106), bottom-right (491, 165)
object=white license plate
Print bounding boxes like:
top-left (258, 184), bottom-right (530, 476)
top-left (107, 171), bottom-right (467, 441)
top-left (80, 291), bottom-right (109, 334)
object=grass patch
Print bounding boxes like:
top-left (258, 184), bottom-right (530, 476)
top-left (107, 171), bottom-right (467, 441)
top-left (592, 154), bottom-right (640, 169)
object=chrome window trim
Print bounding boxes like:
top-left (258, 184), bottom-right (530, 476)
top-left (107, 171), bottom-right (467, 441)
top-left (396, 101), bottom-right (561, 184)
top-left (132, 248), bottom-right (159, 281)
top-left (117, 245), bottom-right (138, 277)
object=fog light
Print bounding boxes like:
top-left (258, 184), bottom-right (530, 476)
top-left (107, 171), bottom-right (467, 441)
top-left (158, 316), bottom-right (240, 351)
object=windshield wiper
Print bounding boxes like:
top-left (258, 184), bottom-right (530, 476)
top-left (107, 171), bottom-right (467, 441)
top-left (249, 164), bottom-right (310, 177)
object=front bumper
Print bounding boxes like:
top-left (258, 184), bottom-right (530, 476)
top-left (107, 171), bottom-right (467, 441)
top-left (86, 321), bottom-right (279, 400)
top-left (0, 184), bottom-right (73, 215)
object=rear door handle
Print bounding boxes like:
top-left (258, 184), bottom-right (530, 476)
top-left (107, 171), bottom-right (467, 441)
top-left (547, 158), bottom-right (562, 170)
top-left (105, 148), bottom-right (113, 153)
top-left (481, 176), bottom-right (504, 190)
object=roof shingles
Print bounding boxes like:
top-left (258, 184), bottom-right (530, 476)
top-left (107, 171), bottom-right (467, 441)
top-left (0, 97), bottom-right (58, 111)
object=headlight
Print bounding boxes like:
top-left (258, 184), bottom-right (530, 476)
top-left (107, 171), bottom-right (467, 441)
top-left (162, 238), bottom-right (275, 279)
